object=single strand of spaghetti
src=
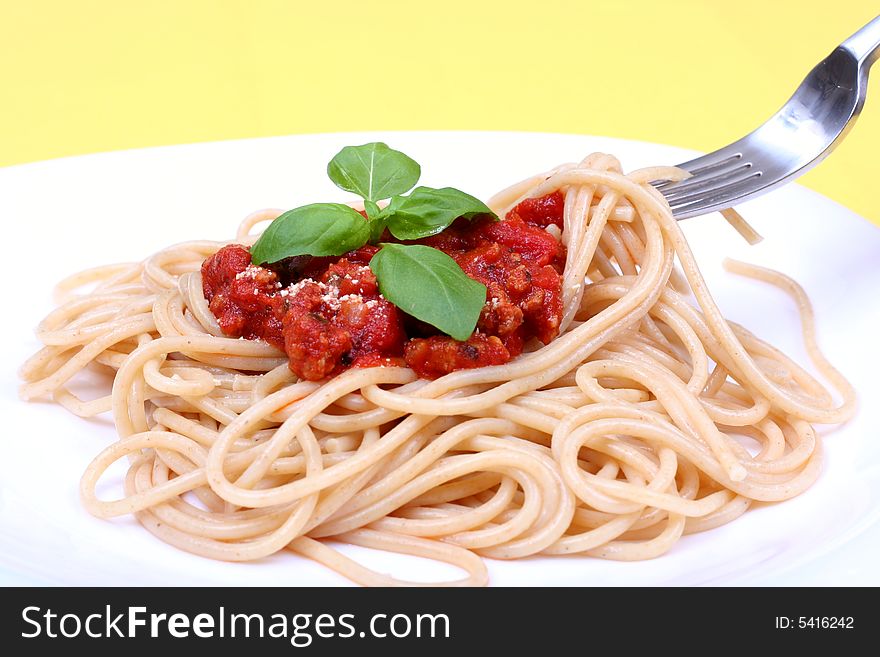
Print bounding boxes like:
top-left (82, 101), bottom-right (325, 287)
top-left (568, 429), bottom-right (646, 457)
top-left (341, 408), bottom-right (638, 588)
top-left (560, 184), bottom-right (593, 287)
top-left (703, 363), bottom-right (729, 396)
top-left (179, 393), bottom-right (241, 427)
top-left (562, 182), bottom-right (592, 250)
top-left (126, 338), bottom-right (153, 434)
top-left (592, 242), bottom-right (623, 278)
top-left (236, 208), bottom-right (284, 239)
top-left (637, 313), bottom-right (676, 355)
top-left (93, 264), bottom-right (143, 293)
top-left (321, 434), bottom-right (361, 454)
top-left (169, 350), bottom-right (287, 373)
top-left (721, 208), bottom-right (763, 245)
top-left (143, 251), bottom-right (205, 292)
top-left (290, 532), bottom-right (488, 587)
top-left (331, 392), bottom-right (376, 412)
top-left (722, 421), bottom-right (815, 474)
top-left (53, 388), bottom-right (114, 417)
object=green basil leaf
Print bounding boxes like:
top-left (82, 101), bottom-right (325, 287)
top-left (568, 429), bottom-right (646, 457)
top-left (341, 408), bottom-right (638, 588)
top-left (327, 142), bottom-right (421, 201)
top-left (370, 244), bottom-right (486, 341)
top-left (384, 186), bottom-right (497, 240)
top-left (250, 203), bottom-right (369, 264)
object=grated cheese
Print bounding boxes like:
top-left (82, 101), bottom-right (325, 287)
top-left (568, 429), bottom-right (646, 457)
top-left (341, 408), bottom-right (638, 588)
top-left (235, 265), bottom-right (263, 281)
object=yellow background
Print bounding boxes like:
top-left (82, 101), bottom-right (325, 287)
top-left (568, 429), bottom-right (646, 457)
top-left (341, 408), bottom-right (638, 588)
top-left (2, 1), bottom-right (877, 221)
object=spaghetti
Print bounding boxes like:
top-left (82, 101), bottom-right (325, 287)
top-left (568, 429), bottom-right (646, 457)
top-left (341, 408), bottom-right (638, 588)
top-left (19, 153), bottom-right (855, 586)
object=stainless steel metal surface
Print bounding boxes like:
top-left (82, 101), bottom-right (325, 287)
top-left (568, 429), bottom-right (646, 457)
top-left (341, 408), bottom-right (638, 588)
top-left (658, 16), bottom-right (880, 219)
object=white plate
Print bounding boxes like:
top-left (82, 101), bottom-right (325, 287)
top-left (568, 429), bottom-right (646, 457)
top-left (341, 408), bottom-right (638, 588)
top-left (2, 131), bottom-right (879, 587)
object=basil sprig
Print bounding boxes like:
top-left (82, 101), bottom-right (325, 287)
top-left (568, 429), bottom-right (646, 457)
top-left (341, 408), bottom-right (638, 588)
top-left (250, 143), bottom-right (495, 341)
top-left (325, 142), bottom-right (497, 241)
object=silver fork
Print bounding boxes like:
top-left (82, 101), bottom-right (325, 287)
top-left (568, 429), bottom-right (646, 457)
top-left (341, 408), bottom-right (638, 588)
top-left (656, 16), bottom-right (880, 219)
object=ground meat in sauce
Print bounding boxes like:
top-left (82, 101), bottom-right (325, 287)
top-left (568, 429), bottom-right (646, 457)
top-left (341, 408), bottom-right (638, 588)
top-left (201, 245), bottom-right (287, 348)
top-left (403, 333), bottom-right (510, 380)
top-left (200, 193), bottom-right (566, 380)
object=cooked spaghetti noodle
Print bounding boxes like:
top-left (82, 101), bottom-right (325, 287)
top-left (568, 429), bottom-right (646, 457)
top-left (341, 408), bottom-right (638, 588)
top-left (19, 153), bottom-right (855, 586)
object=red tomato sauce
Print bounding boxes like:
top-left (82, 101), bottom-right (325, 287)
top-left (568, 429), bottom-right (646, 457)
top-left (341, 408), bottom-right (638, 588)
top-left (201, 193), bottom-right (566, 380)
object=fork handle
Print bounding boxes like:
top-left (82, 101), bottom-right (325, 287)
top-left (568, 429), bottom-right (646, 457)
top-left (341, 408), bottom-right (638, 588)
top-left (843, 15), bottom-right (880, 67)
